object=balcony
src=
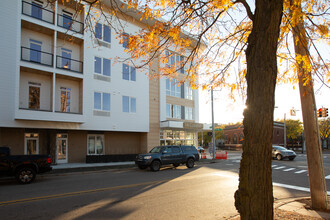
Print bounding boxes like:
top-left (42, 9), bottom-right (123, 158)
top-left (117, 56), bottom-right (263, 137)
top-left (57, 14), bottom-right (84, 34)
top-left (21, 47), bottom-right (53, 67)
top-left (56, 55), bottom-right (83, 73)
top-left (22, 1), bottom-right (55, 24)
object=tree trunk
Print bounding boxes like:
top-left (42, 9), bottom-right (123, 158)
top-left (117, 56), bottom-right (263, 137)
top-left (234, 0), bottom-right (283, 219)
top-left (290, 0), bottom-right (328, 210)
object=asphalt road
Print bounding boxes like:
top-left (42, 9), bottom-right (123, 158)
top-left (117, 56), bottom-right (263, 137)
top-left (0, 151), bottom-right (329, 219)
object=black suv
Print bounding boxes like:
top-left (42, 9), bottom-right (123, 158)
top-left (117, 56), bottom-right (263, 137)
top-left (135, 145), bottom-right (200, 171)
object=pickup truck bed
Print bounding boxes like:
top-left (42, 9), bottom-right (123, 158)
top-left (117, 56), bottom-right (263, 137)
top-left (0, 146), bottom-right (52, 184)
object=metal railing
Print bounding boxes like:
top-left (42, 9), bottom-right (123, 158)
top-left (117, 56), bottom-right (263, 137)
top-left (22, 1), bottom-right (55, 24)
top-left (56, 56), bottom-right (83, 73)
top-left (21, 47), bottom-right (53, 67)
top-left (57, 14), bottom-right (84, 34)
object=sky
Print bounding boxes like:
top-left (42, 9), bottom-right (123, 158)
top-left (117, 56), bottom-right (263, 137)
top-left (198, 82), bottom-right (330, 125)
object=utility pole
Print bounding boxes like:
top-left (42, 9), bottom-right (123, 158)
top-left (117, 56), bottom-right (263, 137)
top-left (284, 113), bottom-right (286, 148)
top-left (211, 87), bottom-right (215, 159)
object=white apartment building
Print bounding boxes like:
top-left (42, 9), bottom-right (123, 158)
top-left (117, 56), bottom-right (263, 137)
top-left (0, 0), bottom-right (202, 164)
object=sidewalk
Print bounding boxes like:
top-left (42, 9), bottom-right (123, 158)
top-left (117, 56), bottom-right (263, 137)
top-left (50, 161), bottom-right (135, 173)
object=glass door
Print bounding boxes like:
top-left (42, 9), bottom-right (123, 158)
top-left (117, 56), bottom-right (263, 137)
top-left (56, 134), bottom-right (68, 163)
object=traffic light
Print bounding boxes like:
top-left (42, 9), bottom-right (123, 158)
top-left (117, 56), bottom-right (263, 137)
top-left (318, 108), bottom-right (323, 117)
top-left (322, 108), bottom-right (328, 117)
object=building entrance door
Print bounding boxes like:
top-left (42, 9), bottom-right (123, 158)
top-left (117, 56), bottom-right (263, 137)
top-left (56, 134), bottom-right (68, 163)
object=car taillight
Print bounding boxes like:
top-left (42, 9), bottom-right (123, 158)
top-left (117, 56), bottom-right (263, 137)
top-left (47, 157), bottom-right (51, 164)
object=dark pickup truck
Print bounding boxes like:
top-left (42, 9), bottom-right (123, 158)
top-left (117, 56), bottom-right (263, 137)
top-left (0, 146), bottom-right (52, 184)
top-left (135, 145), bottom-right (200, 171)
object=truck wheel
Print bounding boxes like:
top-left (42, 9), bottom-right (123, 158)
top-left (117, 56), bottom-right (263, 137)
top-left (15, 167), bottom-right (36, 184)
top-left (186, 158), bottom-right (195, 168)
top-left (150, 160), bottom-right (161, 172)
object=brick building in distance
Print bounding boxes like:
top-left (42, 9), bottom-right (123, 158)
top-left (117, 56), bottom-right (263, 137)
top-left (223, 122), bottom-right (285, 149)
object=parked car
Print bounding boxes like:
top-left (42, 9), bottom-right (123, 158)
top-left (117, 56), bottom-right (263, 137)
top-left (272, 145), bottom-right (296, 161)
top-left (0, 146), bottom-right (52, 184)
top-left (135, 145), bottom-right (200, 171)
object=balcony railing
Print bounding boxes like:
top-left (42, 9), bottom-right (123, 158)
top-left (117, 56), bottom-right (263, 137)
top-left (56, 56), bottom-right (83, 73)
top-left (21, 47), bottom-right (53, 67)
top-left (57, 14), bottom-right (84, 34)
top-left (22, 1), bottom-right (55, 24)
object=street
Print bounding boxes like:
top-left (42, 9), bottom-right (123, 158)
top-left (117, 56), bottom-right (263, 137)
top-left (0, 152), bottom-right (329, 219)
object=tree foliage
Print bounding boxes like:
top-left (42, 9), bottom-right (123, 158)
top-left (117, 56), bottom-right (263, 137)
top-left (281, 119), bottom-right (303, 139)
top-left (319, 118), bottom-right (330, 140)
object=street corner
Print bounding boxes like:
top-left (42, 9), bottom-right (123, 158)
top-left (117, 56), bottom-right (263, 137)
top-left (275, 197), bottom-right (330, 220)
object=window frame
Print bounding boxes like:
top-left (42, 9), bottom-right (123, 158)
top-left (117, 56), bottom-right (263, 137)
top-left (28, 82), bottom-right (41, 110)
top-left (165, 50), bottom-right (186, 74)
top-left (94, 92), bottom-right (111, 112)
top-left (87, 134), bottom-right (104, 155)
top-left (61, 48), bottom-right (72, 69)
top-left (166, 78), bottom-right (181, 98)
top-left (24, 133), bottom-right (39, 155)
top-left (60, 87), bottom-right (71, 112)
top-left (31, 1), bottom-right (43, 20)
top-left (94, 56), bottom-right (111, 77)
top-left (122, 96), bottom-right (136, 113)
top-left (29, 39), bottom-right (42, 63)
top-left (95, 22), bottom-right (111, 43)
top-left (122, 64), bottom-right (136, 81)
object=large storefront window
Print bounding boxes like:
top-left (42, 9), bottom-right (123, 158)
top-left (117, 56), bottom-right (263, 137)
top-left (160, 130), bottom-right (197, 146)
top-left (87, 135), bottom-right (104, 155)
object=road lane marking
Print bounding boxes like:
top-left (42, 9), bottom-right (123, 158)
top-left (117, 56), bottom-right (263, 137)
top-left (0, 180), bottom-right (168, 207)
top-left (274, 166), bottom-right (286, 170)
top-left (273, 182), bottom-right (330, 195)
top-left (295, 170), bottom-right (307, 174)
top-left (212, 172), bottom-right (330, 195)
top-left (272, 165), bottom-right (277, 168)
top-left (283, 168), bottom-right (295, 172)
top-left (325, 175), bottom-right (330, 180)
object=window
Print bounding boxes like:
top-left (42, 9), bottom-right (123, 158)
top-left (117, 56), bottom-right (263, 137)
top-left (166, 78), bottom-right (181, 97)
top-left (185, 107), bottom-right (193, 120)
top-left (60, 87), bottom-right (71, 112)
top-left (30, 39), bottom-right (42, 63)
top-left (29, 83), bottom-right (40, 110)
top-left (31, 1), bottom-right (42, 20)
top-left (122, 96), bottom-right (136, 113)
top-left (61, 48), bottom-right (72, 69)
top-left (165, 50), bottom-right (186, 74)
top-left (62, 11), bottom-right (73, 30)
top-left (95, 22), bottom-right (111, 43)
top-left (88, 135), bottom-right (104, 155)
top-left (184, 83), bottom-right (193, 100)
top-left (122, 33), bottom-right (129, 48)
top-left (94, 57), bottom-right (111, 76)
top-left (25, 133), bottom-right (39, 155)
top-left (233, 134), bottom-right (238, 144)
top-left (172, 146), bottom-right (181, 153)
top-left (123, 64), bottom-right (136, 81)
top-left (166, 104), bottom-right (182, 119)
top-left (94, 92), bottom-right (110, 111)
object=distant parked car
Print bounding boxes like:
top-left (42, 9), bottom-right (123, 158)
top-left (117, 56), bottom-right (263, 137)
top-left (135, 145), bottom-right (200, 171)
top-left (272, 145), bottom-right (296, 161)
top-left (197, 146), bottom-right (205, 153)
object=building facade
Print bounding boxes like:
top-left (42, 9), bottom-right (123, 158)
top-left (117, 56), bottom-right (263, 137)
top-left (0, 0), bottom-right (202, 164)
top-left (224, 122), bottom-right (285, 149)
